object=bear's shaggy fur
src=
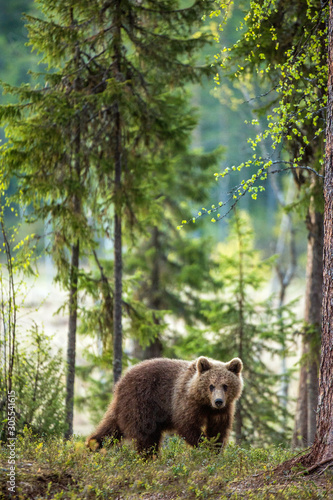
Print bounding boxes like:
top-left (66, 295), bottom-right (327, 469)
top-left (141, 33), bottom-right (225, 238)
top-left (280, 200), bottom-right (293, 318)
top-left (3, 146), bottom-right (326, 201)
top-left (86, 356), bottom-right (243, 454)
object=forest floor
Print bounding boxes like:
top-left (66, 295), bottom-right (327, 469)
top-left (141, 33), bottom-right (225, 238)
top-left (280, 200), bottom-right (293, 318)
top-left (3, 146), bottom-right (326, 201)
top-left (1, 432), bottom-right (332, 499)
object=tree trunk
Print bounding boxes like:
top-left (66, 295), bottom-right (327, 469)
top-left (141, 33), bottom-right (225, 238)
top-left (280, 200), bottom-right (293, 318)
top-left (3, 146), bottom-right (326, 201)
top-left (112, 0), bottom-right (123, 385)
top-left (234, 404), bottom-right (243, 445)
top-left (235, 212), bottom-right (244, 444)
top-left (303, 191), bottom-right (333, 464)
top-left (132, 226), bottom-right (163, 360)
top-left (305, 206), bottom-right (323, 445)
top-left (300, 0), bottom-right (333, 466)
top-left (1, 220), bottom-right (17, 442)
top-left (143, 226), bottom-right (163, 359)
top-left (65, 239), bottom-right (79, 439)
top-left (65, 20), bottom-right (81, 439)
top-left (113, 106), bottom-right (122, 384)
top-left (293, 204), bottom-right (323, 447)
top-left (292, 342), bottom-right (309, 448)
top-left (93, 250), bottom-right (114, 353)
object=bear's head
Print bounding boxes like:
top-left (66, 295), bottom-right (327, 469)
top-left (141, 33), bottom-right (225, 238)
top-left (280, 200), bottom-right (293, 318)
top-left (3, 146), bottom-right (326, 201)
top-left (191, 356), bottom-right (243, 410)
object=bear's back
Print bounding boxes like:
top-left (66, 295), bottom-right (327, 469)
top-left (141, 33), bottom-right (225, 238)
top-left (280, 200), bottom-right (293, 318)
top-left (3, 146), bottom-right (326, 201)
top-left (117, 358), bottom-right (190, 396)
top-left (113, 358), bottom-right (192, 433)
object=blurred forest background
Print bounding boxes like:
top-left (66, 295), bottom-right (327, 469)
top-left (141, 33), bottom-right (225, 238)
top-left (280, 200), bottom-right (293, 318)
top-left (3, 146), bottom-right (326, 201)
top-left (0, 0), bottom-right (325, 452)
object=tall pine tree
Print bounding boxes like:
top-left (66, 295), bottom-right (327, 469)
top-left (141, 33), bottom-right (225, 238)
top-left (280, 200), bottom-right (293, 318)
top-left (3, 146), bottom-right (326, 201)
top-left (0, 0), bottom-right (218, 434)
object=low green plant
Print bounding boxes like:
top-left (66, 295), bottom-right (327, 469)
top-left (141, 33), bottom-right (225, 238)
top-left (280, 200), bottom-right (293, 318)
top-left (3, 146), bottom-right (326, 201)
top-left (5, 326), bottom-right (67, 439)
top-left (0, 194), bottom-right (66, 441)
top-left (1, 433), bottom-right (331, 499)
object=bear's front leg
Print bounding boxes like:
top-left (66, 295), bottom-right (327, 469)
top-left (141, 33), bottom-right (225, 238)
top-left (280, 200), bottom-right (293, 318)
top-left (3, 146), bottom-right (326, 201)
top-left (206, 412), bottom-right (231, 449)
top-left (179, 426), bottom-right (203, 447)
top-left (173, 405), bottom-right (206, 447)
top-left (176, 413), bottom-right (204, 447)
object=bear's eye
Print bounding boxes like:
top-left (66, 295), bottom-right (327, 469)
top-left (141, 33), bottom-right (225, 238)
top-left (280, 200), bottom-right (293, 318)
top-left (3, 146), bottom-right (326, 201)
top-left (223, 384), bottom-right (228, 391)
top-left (209, 384), bottom-right (215, 392)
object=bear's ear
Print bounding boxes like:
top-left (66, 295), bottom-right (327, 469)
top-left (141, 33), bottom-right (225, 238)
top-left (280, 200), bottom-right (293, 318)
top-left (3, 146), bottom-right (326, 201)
top-left (226, 358), bottom-right (243, 375)
top-left (196, 356), bottom-right (211, 373)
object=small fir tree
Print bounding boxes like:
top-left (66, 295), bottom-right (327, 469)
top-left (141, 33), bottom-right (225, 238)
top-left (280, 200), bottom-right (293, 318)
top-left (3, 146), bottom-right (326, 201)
top-left (0, 196), bottom-right (66, 440)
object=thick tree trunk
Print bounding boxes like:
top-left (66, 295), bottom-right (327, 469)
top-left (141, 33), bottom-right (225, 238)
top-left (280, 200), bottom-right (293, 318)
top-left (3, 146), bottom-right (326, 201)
top-left (304, 195), bottom-right (333, 464)
top-left (292, 343), bottom-right (309, 448)
top-left (293, 205), bottom-right (323, 447)
top-left (301, 0), bottom-right (333, 466)
top-left (305, 206), bottom-right (323, 446)
top-left (65, 240), bottom-right (79, 438)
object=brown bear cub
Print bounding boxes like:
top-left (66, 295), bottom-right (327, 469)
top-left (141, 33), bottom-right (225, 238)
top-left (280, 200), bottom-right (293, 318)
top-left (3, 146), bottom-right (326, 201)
top-left (86, 356), bottom-right (243, 455)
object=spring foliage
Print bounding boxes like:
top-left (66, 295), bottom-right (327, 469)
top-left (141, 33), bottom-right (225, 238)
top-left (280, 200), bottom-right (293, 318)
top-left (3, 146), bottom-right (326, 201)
top-left (178, 0), bottom-right (327, 228)
top-left (0, 195), bottom-right (66, 440)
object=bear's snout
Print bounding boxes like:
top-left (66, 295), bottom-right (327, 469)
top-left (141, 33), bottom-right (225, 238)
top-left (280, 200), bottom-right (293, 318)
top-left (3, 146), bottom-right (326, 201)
top-left (210, 386), bottom-right (227, 409)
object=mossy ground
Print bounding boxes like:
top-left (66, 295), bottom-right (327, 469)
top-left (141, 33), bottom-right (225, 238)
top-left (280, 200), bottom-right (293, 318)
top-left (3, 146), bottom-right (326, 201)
top-left (1, 431), bottom-right (332, 499)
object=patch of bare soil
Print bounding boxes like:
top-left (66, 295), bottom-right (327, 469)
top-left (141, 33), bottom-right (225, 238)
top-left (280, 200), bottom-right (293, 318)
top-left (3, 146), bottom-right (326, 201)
top-left (0, 461), bottom-right (75, 499)
top-left (229, 455), bottom-right (333, 498)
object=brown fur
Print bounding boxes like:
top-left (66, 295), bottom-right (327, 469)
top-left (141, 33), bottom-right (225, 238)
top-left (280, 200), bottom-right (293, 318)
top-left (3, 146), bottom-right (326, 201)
top-left (86, 356), bottom-right (243, 455)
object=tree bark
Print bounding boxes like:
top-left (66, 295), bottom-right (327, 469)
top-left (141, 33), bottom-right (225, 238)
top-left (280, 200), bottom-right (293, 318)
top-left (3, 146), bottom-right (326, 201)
top-left (113, 105), bottom-right (123, 384)
top-left (65, 17), bottom-right (81, 439)
top-left (132, 226), bottom-right (163, 360)
top-left (300, 0), bottom-right (333, 465)
top-left (235, 212), bottom-right (244, 444)
top-left (112, 0), bottom-right (123, 384)
top-left (293, 204), bottom-right (323, 447)
top-left (292, 342), bottom-right (309, 448)
top-left (65, 239), bottom-right (79, 438)
top-left (142, 226), bottom-right (163, 359)
top-left (305, 206), bottom-right (323, 445)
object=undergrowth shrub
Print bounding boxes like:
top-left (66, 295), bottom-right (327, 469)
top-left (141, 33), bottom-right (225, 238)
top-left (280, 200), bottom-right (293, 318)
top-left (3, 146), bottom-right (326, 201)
top-left (1, 433), bottom-right (331, 499)
top-left (0, 199), bottom-right (66, 441)
top-left (0, 326), bottom-right (67, 440)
